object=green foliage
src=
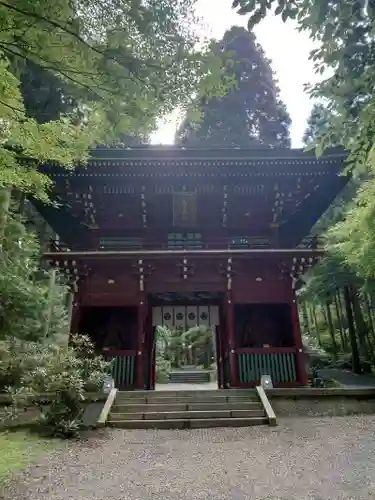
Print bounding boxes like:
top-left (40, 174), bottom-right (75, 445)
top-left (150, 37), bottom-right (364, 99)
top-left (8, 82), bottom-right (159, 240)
top-left (0, 215), bottom-right (110, 437)
top-left (232, 0), bottom-right (375, 370)
top-left (303, 335), bottom-right (331, 369)
top-left (303, 103), bottom-right (340, 147)
top-left (328, 181), bottom-right (375, 279)
top-left (0, 211), bottom-right (69, 342)
top-left (182, 325), bottom-right (213, 368)
top-left (0, 0), bottom-right (229, 200)
top-left (2, 335), bottom-right (110, 437)
top-left (0, 216), bottom-right (65, 341)
top-left (299, 253), bottom-right (351, 302)
top-left (154, 324), bottom-right (214, 370)
top-left (233, 0), bottom-right (375, 169)
top-left (154, 326), bottom-right (172, 381)
top-left (175, 26), bottom-right (291, 147)
top-left (155, 356), bottom-right (171, 383)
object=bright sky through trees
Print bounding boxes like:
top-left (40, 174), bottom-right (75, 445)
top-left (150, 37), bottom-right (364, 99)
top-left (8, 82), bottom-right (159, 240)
top-left (151, 0), bottom-right (318, 147)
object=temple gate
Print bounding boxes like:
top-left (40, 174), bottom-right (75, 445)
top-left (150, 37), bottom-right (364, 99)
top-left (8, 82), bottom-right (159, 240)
top-left (37, 146), bottom-right (348, 389)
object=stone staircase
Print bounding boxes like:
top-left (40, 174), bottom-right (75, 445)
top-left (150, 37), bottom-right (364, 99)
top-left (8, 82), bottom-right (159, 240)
top-left (169, 368), bottom-right (210, 384)
top-left (107, 389), bottom-right (270, 429)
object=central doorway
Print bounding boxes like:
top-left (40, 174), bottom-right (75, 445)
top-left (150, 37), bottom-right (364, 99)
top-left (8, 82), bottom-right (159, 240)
top-left (146, 292), bottom-right (225, 390)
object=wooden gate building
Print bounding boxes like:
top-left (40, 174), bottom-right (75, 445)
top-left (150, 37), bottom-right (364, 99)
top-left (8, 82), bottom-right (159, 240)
top-left (38, 146), bottom-right (348, 389)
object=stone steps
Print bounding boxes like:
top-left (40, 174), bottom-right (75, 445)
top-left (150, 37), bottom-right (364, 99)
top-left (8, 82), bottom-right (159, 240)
top-left (111, 402), bottom-right (262, 412)
top-left (169, 370), bottom-right (210, 384)
top-left (108, 389), bottom-right (269, 429)
top-left (107, 417), bottom-right (268, 429)
top-left (109, 409), bottom-right (265, 420)
top-left (115, 389), bottom-right (259, 404)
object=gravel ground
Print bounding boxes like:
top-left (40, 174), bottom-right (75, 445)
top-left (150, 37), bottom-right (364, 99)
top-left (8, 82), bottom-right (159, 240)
top-left (2, 416), bottom-right (375, 500)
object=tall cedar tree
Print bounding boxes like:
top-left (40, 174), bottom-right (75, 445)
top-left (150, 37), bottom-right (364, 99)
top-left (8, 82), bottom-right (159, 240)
top-left (303, 103), bottom-right (332, 146)
top-left (175, 26), bottom-right (291, 148)
top-left (17, 62), bottom-right (150, 146)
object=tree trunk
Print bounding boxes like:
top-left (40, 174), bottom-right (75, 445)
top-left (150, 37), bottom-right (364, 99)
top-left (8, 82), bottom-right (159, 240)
top-left (18, 193), bottom-right (26, 215)
top-left (343, 285), bottom-right (361, 374)
top-left (44, 269), bottom-right (57, 338)
top-left (334, 291), bottom-right (347, 350)
top-left (337, 289), bottom-right (347, 327)
top-left (311, 306), bottom-right (321, 345)
top-left (366, 290), bottom-right (375, 329)
top-left (320, 304), bottom-right (328, 324)
top-left (364, 292), bottom-right (375, 342)
top-left (326, 301), bottom-right (338, 359)
top-left (351, 288), bottom-right (367, 355)
top-left (0, 187), bottom-right (11, 248)
top-left (12, 189), bottom-right (26, 215)
top-left (301, 301), bottom-right (311, 335)
top-left (351, 287), bottom-right (375, 364)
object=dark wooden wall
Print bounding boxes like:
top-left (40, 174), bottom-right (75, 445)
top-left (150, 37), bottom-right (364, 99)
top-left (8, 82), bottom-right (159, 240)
top-left (78, 258), bottom-right (292, 306)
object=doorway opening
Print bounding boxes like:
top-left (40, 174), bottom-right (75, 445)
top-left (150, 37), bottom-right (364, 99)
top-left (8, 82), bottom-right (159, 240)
top-left (78, 306), bottom-right (138, 389)
top-left (147, 292), bottom-right (223, 389)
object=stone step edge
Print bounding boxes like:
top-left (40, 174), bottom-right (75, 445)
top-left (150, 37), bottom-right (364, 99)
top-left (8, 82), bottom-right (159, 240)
top-left (115, 398), bottom-right (260, 404)
top-left (107, 416), bottom-right (269, 429)
top-left (116, 390), bottom-right (257, 395)
top-left (112, 403), bottom-right (263, 411)
top-left (109, 411), bottom-right (266, 421)
top-left (168, 379), bottom-right (210, 381)
top-left (116, 392), bottom-right (258, 396)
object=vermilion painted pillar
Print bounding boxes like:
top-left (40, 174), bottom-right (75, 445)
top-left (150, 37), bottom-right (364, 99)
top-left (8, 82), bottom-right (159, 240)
top-left (291, 293), bottom-right (308, 386)
top-left (226, 291), bottom-right (238, 387)
top-left (215, 326), bottom-right (224, 389)
top-left (135, 294), bottom-right (146, 389)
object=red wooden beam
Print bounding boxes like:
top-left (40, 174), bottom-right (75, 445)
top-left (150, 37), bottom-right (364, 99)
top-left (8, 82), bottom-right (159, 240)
top-left (45, 248), bottom-right (323, 261)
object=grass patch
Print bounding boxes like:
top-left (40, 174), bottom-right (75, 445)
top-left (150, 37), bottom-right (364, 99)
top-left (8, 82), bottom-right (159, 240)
top-left (0, 430), bottom-right (55, 482)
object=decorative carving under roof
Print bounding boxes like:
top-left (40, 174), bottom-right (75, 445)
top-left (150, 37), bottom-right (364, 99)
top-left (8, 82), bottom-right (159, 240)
top-left (33, 147), bottom-right (349, 251)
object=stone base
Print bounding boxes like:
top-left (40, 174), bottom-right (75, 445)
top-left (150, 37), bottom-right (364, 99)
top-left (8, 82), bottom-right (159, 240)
top-left (267, 388), bottom-right (375, 417)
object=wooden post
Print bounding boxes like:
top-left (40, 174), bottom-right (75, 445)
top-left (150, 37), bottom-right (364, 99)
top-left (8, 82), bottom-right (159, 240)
top-left (216, 325), bottom-right (224, 389)
top-left (136, 259), bottom-right (146, 389)
top-left (135, 296), bottom-right (146, 389)
top-left (291, 293), bottom-right (308, 386)
top-left (226, 291), bottom-right (237, 387)
top-left (225, 257), bottom-right (238, 387)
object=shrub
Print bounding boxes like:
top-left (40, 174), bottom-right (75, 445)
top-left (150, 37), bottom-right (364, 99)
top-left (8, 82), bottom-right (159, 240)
top-left (155, 356), bottom-right (171, 383)
top-left (1, 336), bottom-right (111, 437)
top-left (0, 216), bottom-right (111, 437)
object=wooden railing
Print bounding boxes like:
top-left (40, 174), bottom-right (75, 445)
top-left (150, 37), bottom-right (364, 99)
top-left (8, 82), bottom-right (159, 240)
top-left (49, 235), bottom-right (322, 253)
top-left (97, 237), bottom-right (273, 251)
top-left (237, 347), bottom-right (297, 386)
top-left (102, 349), bottom-right (136, 389)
